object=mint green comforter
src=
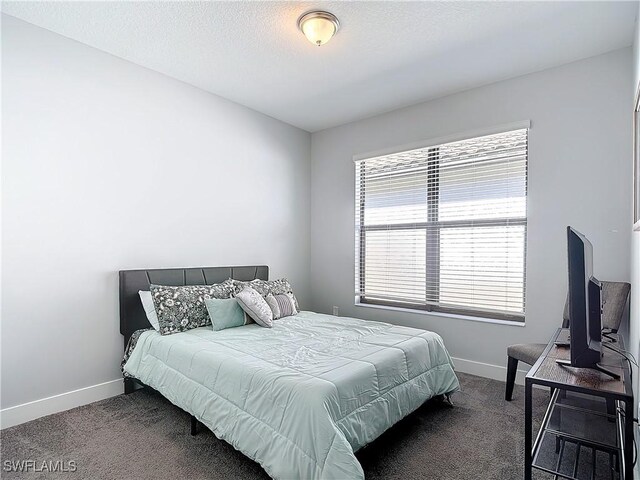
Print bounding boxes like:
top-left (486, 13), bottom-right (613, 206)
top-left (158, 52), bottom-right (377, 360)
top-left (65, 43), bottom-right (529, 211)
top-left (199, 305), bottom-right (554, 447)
top-left (123, 311), bottom-right (459, 479)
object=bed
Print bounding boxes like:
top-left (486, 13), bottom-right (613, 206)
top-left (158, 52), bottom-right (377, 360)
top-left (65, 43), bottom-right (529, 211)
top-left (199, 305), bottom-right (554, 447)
top-left (120, 266), bottom-right (459, 480)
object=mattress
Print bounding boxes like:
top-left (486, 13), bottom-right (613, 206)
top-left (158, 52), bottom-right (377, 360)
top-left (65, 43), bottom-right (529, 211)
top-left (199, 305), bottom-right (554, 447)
top-left (123, 311), bottom-right (459, 480)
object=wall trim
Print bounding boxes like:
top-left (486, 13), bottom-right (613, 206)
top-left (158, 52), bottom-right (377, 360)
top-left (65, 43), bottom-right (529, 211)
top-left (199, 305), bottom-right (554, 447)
top-left (1, 379), bottom-right (123, 429)
top-left (452, 356), bottom-right (529, 386)
top-left (353, 120), bottom-right (531, 161)
top-left (355, 302), bottom-right (526, 328)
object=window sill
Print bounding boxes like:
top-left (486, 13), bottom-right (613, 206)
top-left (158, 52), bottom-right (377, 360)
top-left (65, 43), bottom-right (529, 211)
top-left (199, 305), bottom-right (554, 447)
top-left (354, 302), bottom-right (526, 327)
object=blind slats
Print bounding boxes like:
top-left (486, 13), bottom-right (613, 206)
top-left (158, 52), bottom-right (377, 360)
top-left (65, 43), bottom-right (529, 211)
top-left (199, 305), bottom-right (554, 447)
top-left (355, 128), bottom-right (528, 320)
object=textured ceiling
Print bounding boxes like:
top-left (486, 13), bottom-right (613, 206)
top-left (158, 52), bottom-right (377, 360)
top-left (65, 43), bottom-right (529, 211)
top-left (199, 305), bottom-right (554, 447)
top-left (2, 1), bottom-right (637, 132)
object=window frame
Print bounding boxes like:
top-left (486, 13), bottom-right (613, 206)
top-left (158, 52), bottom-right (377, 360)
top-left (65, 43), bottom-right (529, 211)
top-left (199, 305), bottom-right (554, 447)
top-left (354, 122), bottom-right (530, 324)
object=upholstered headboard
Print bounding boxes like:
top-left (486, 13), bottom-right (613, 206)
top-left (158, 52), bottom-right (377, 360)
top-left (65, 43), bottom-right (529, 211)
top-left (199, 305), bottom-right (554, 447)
top-left (119, 265), bottom-right (268, 349)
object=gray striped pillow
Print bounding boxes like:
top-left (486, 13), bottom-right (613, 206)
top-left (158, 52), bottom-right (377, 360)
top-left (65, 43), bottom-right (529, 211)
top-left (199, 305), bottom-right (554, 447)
top-left (273, 293), bottom-right (298, 318)
top-left (265, 294), bottom-right (281, 320)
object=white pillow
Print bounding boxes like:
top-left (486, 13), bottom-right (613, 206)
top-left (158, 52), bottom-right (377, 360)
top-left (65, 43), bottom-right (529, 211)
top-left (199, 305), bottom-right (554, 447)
top-left (138, 290), bottom-right (160, 331)
top-left (235, 287), bottom-right (273, 328)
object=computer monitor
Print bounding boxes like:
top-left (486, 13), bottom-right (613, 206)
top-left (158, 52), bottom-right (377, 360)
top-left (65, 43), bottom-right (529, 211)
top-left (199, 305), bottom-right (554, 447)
top-left (557, 227), bottom-right (618, 379)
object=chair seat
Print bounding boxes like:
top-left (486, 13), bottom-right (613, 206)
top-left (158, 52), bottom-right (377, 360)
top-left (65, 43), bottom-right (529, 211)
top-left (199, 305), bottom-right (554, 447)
top-left (507, 343), bottom-right (547, 366)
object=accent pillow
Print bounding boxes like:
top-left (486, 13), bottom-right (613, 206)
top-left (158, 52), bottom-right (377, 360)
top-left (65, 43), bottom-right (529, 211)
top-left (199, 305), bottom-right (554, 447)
top-left (150, 282), bottom-right (234, 335)
top-left (138, 290), bottom-right (160, 331)
top-left (265, 294), bottom-right (281, 320)
top-left (235, 287), bottom-right (273, 328)
top-left (274, 293), bottom-right (298, 318)
top-left (232, 278), bottom-right (299, 310)
top-left (205, 297), bottom-right (249, 331)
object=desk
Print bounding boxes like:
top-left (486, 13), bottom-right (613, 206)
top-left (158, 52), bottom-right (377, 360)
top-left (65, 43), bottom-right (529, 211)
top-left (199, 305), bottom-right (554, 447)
top-left (525, 328), bottom-right (633, 480)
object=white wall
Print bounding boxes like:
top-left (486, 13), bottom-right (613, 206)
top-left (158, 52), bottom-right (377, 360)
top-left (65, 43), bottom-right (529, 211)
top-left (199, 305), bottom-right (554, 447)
top-left (310, 48), bottom-right (633, 374)
top-left (630, 5), bottom-right (640, 416)
top-left (1, 15), bottom-right (311, 411)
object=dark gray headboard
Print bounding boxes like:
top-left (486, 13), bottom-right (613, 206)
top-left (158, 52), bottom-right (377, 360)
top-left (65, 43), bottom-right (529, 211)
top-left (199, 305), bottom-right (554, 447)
top-left (119, 265), bottom-right (268, 348)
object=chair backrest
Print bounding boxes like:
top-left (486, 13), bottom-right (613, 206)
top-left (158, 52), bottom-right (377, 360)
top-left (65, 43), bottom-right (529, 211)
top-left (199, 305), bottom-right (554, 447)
top-left (562, 281), bottom-right (631, 332)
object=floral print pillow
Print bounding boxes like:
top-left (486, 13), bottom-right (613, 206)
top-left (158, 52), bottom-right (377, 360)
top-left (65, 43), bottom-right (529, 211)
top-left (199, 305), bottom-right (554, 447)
top-left (231, 278), bottom-right (299, 310)
top-left (150, 281), bottom-right (234, 335)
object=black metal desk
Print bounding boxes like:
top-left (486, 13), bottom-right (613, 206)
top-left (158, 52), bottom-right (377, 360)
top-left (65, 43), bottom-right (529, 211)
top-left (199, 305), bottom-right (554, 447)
top-left (525, 328), bottom-right (634, 480)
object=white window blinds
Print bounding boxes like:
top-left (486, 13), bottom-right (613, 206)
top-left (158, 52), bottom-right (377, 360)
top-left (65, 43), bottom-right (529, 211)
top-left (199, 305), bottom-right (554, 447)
top-left (355, 128), bottom-right (528, 321)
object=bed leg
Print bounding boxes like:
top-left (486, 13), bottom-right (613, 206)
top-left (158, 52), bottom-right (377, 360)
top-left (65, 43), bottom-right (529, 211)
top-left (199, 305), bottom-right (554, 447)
top-left (190, 415), bottom-right (198, 436)
top-left (124, 378), bottom-right (136, 395)
top-left (444, 393), bottom-right (454, 407)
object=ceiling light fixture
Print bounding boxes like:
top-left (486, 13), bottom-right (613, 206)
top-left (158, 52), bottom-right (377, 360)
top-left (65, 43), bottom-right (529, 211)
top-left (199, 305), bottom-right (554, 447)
top-left (297, 11), bottom-right (340, 47)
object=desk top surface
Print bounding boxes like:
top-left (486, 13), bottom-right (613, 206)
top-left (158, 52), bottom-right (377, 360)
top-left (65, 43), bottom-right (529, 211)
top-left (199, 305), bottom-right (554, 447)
top-left (526, 328), bottom-right (632, 399)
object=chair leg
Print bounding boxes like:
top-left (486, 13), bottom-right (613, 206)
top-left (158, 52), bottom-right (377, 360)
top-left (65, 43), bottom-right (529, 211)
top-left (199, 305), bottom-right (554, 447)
top-left (505, 356), bottom-right (518, 401)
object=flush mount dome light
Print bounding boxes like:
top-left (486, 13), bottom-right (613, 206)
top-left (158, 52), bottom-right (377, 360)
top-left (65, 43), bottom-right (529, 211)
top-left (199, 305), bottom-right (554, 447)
top-left (297, 10), bottom-right (340, 46)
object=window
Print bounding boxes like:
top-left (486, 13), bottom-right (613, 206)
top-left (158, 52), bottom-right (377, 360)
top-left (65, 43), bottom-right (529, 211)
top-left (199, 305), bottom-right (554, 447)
top-left (355, 128), bottom-right (528, 322)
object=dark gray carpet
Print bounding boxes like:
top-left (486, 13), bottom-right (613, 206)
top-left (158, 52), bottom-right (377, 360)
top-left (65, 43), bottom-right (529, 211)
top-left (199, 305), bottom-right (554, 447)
top-left (0, 373), bottom-right (576, 479)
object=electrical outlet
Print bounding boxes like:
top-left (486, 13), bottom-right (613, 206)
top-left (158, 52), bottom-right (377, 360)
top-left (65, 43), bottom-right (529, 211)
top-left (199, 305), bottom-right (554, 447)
top-left (332, 306), bottom-right (339, 316)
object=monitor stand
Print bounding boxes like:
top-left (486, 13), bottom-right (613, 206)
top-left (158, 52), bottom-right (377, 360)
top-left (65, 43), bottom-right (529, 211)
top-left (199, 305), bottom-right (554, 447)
top-left (556, 359), bottom-right (620, 380)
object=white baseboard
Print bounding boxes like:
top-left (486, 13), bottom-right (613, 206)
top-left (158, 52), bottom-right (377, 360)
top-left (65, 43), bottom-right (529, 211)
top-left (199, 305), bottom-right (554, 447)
top-left (0, 379), bottom-right (123, 429)
top-left (452, 356), bottom-right (529, 386)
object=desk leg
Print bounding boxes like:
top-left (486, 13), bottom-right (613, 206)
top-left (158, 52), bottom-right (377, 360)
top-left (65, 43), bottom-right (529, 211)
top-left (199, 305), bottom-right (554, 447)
top-left (525, 379), bottom-right (532, 480)
top-left (624, 398), bottom-right (633, 480)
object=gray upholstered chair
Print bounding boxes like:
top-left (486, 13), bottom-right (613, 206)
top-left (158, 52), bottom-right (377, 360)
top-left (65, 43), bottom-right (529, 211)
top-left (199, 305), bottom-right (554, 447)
top-left (505, 281), bottom-right (631, 401)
